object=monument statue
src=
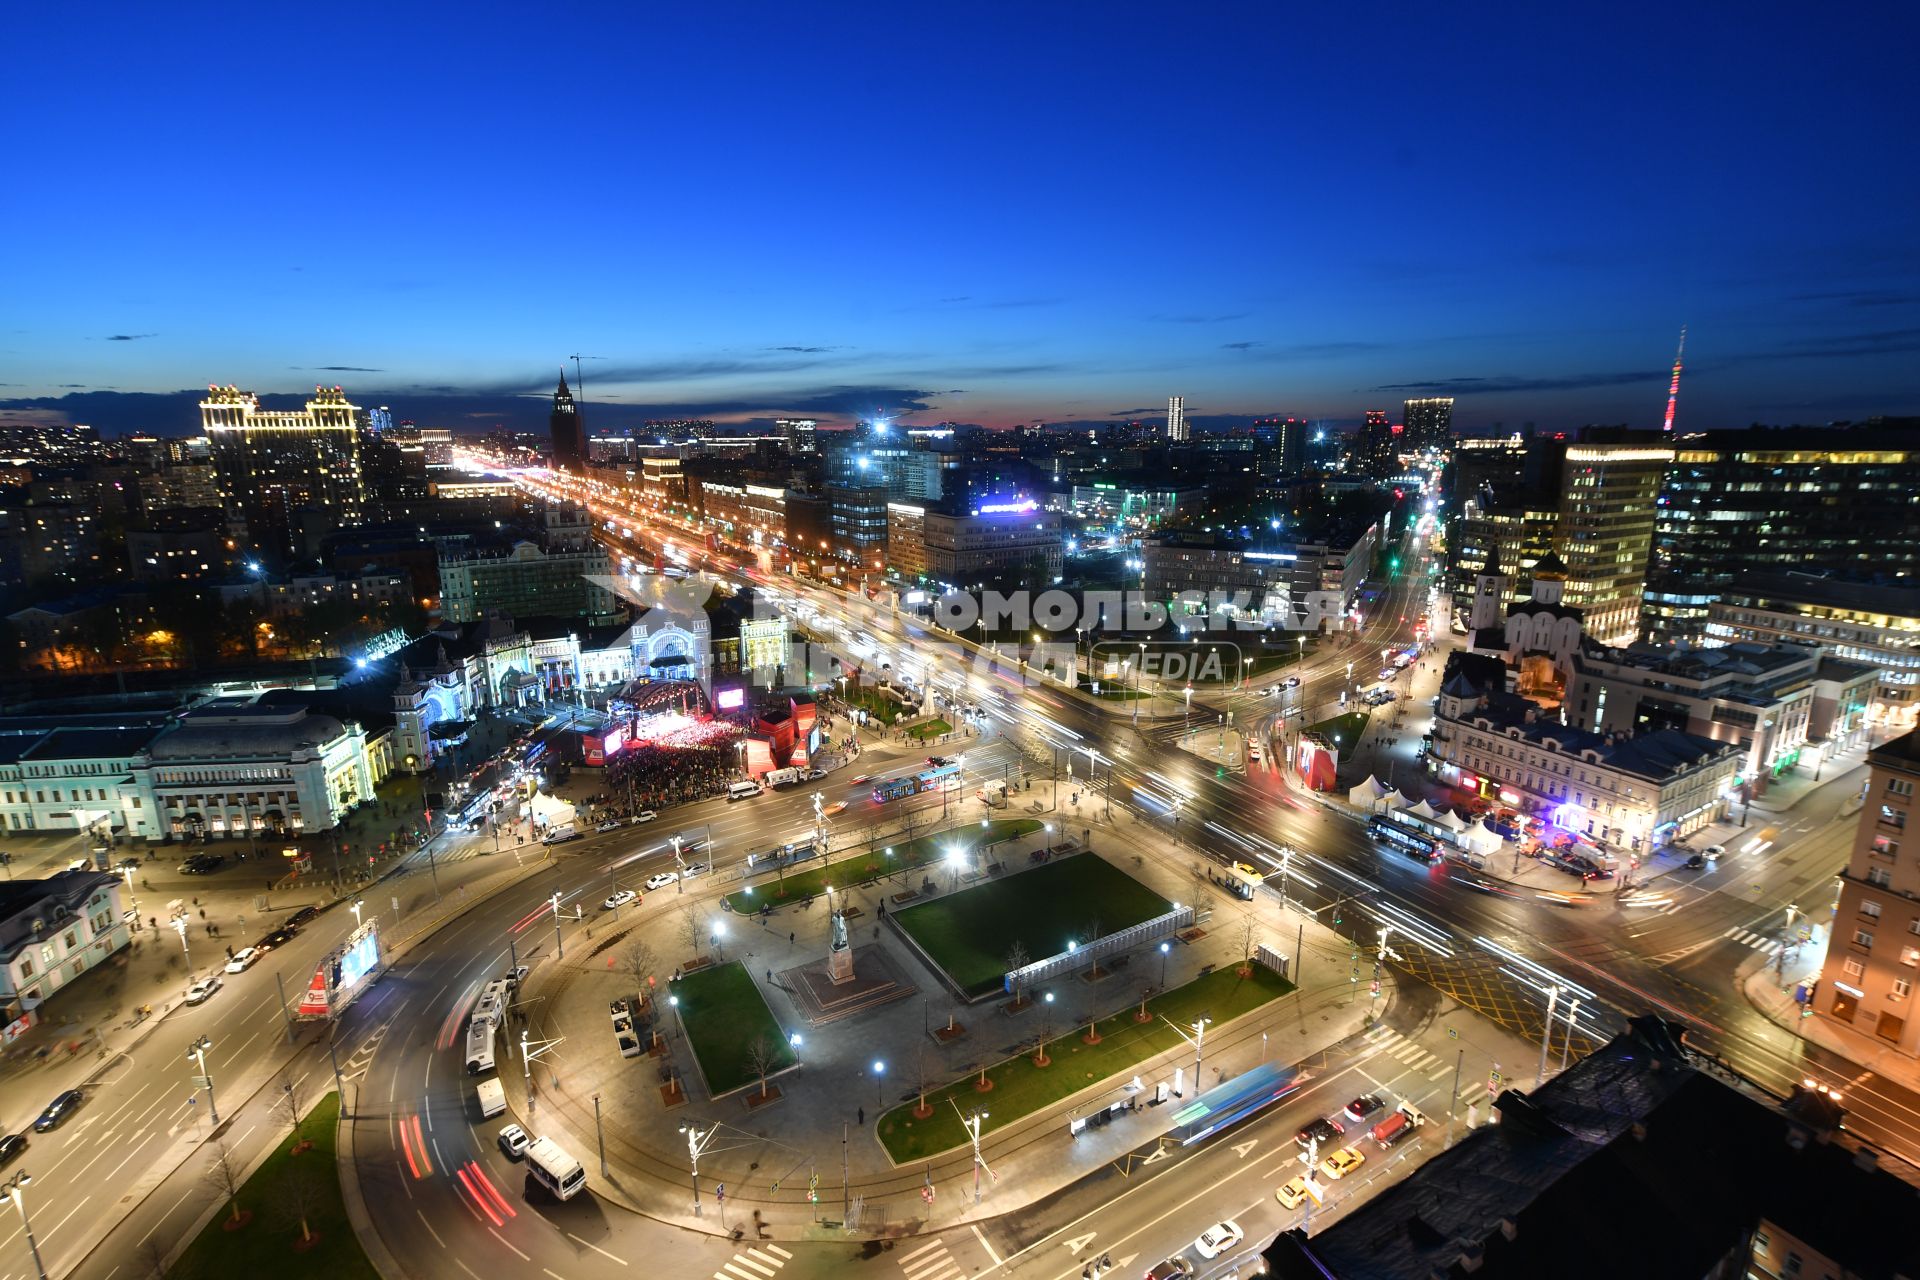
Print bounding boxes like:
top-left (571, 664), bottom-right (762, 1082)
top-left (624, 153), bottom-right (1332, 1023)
top-left (830, 902), bottom-right (850, 953)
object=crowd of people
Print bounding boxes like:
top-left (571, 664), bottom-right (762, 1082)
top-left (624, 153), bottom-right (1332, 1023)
top-left (601, 738), bottom-right (742, 813)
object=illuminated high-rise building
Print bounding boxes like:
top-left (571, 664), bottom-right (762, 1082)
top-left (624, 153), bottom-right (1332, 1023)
top-left (779, 418), bottom-right (818, 454)
top-left (1402, 397), bottom-right (1454, 453)
top-left (201, 384), bottom-right (365, 557)
top-left (1359, 409), bottom-right (1400, 478)
top-left (549, 371), bottom-right (586, 471)
top-left (1166, 396), bottom-right (1188, 442)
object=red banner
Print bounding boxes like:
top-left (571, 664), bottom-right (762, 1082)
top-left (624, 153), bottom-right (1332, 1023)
top-left (296, 961), bottom-right (331, 1017)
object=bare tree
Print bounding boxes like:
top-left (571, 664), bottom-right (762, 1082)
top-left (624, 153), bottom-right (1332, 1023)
top-left (745, 1034), bottom-right (779, 1099)
top-left (898, 804), bottom-right (924, 855)
top-left (678, 904), bottom-right (703, 959)
top-left (135, 1239), bottom-right (170, 1280)
top-left (1082, 915), bottom-right (1104, 976)
top-left (203, 1137), bottom-right (248, 1225)
top-left (274, 1071), bottom-right (307, 1148)
top-left (275, 1165), bottom-right (326, 1245)
top-left (620, 937), bottom-right (659, 994)
top-left (1239, 914), bottom-right (1259, 974)
top-left (1005, 940), bottom-right (1030, 1004)
top-left (913, 1044), bottom-right (933, 1117)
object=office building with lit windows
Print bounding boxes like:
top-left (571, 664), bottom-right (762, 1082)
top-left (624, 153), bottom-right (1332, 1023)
top-left (1401, 396), bottom-right (1453, 453)
top-left (201, 384), bottom-right (365, 557)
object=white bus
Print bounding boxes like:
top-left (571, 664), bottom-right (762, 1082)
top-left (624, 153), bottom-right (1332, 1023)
top-left (525, 1135), bottom-right (587, 1201)
top-left (465, 1017), bottom-right (496, 1076)
top-left (473, 979), bottom-right (509, 1028)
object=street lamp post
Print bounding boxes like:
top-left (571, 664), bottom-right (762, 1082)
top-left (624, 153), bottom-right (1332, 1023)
top-left (952, 1101), bottom-right (992, 1204)
top-left (1159, 940), bottom-right (1170, 988)
top-left (1, 1172), bottom-right (47, 1280)
top-left (873, 1058), bottom-right (886, 1106)
top-left (1535, 984), bottom-right (1562, 1088)
top-left (172, 914), bottom-right (191, 983)
top-left (679, 1121), bottom-right (719, 1215)
top-left (551, 891), bottom-right (565, 959)
top-left (187, 1034), bottom-right (218, 1125)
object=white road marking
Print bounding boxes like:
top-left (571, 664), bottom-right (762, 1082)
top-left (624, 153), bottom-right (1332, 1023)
top-left (567, 1232), bottom-right (626, 1265)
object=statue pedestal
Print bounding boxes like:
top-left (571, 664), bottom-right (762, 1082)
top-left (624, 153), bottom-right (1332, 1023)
top-left (827, 943), bottom-right (855, 986)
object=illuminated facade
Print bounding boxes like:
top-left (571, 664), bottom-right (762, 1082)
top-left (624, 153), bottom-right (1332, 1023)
top-left (921, 501), bottom-right (1063, 587)
top-left (201, 384), bottom-right (365, 556)
top-left (1401, 397), bottom-right (1453, 453)
top-left (549, 371), bottom-right (586, 471)
top-left (1707, 575), bottom-right (1920, 728)
top-left (1166, 395), bottom-right (1188, 442)
top-left (1816, 730), bottom-right (1920, 1057)
top-left (1555, 444), bottom-right (1672, 647)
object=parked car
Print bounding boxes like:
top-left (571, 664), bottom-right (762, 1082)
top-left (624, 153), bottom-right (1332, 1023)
top-left (680, 862), bottom-right (709, 878)
top-left (501, 965), bottom-right (530, 990)
top-left (33, 1090), bottom-right (83, 1132)
top-left (0, 1133), bottom-right (27, 1165)
top-left (802, 768), bottom-right (826, 781)
top-left (602, 889), bottom-right (639, 911)
top-left (1275, 1175), bottom-right (1313, 1209)
top-left (644, 872), bottom-right (679, 891)
top-left (1144, 1258), bottom-right (1193, 1280)
top-left (1193, 1221), bottom-right (1244, 1260)
top-left (1343, 1093), bottom-right (1386, 1124)
top-left (596, 820), bottom-right (622, 833)
top-left (286, 906), bottom-right (320, 929)
top-left (630, 811), bottom-right (658, 825)
top-left (497, 1123), bottom-right (530, 1159)
top-left (257, 927), bottom-right (296, 950)
top-left (224, 947), bottom-right (262, 973)
top-left (185, 975), bottom-right (223, 1005)
top-left (1319, 1145), bottom-right (1366, 1180)
top-left (1284, 676), bottom-right (1301, 688)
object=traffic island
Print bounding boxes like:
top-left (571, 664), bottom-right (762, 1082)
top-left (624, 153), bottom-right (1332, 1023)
top-left (668, 961), bottom-right (798, 1099)
top-left (877, 964), bottom-right (1294, 1164)
top-left (170, 1091), bottom-right (377, 1279)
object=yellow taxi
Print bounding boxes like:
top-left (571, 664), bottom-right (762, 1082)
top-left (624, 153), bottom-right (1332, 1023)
top-left (1275, 1176), bottom-right (1314, 1209)
top-left (1318, 1145), bottom-right (1366, 1180)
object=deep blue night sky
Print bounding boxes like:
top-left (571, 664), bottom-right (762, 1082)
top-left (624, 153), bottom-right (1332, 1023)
top-left (4, 4), bottom-right (1916, 436)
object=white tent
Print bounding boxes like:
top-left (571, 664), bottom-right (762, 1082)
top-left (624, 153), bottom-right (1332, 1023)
top-left (1407, 799), bottom-right (1440, 821)
top-left (1347, 776), bottom-right (1388, 809)
top-left (1461, 820), bottom-right (1503, 856)
top-left (1433, 808), bottom-right (1467, 832)
top-left (1379, 788), bottom-right (1413, 811)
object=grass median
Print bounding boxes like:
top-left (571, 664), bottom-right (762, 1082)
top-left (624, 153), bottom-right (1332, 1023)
top-left (722, 818), bottom-right (1045, 915)
top-left (669, 960), bottom-right (797, 1096)
top-left (905, 718), bottom-right (954, 741)
top-left (877, 963), bottom-right (1294, 1163)
top-left (893, 855), bottom-right (1169, 996)
top-left (168, 1092), bottom-right (376, 1280)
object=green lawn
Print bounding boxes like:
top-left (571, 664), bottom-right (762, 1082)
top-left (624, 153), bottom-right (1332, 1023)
top-left (1304, 710), bottom-right (1371, 748)
top-left (670, 961), bottom-right (796, 1096)
top-left (878, 964), bottom-right (1294, 1162)
top-left (893, 855), bottom-right (1170, 996)
top-left (905, 718), bottom-right (954, 741)
top-left (841, 684), bottom-right (906, 725)
top-left (723, 818), bottom-right (1044, 914)
top-left (168, 1092), bottom-right (377, 1280)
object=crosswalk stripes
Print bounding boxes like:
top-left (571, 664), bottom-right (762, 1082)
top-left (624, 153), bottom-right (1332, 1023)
top-left (1723, 925), bottom-right (1783, 955)
top-left (897, 1237), bottom-right (964, 1280)
top-left (1361, 1025), bottom-right (1445, 1075)
top-left (714, 1244), bottom-right (792, 1280)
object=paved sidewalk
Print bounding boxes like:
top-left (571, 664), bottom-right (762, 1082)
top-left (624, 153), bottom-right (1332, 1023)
top-left (497, 800), bottom-right (1384, 1240)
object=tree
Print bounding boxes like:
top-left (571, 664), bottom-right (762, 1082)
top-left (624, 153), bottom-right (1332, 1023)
top-left (620, 937), bottom-right (659, 994)
top-left (745, 1034), bottom-right (779, 1099)
top-left (1004, 940), bottom-right (1030, 1004)
top-left (203, 1137), bottom-right (249, 1226)
top-left (275, 1071), bottom-right (308, 1149)
top-left (275, 1164), bottom-right (325, 1246)
top-left (678, 904), bottom-right (703, 959)
top-left (135, 1239), bottom-right (170, 1280)
top-left (1239, 914), bottom-right (1259, 977)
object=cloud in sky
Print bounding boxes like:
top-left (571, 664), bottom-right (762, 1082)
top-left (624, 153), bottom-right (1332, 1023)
top-left (1373, 369), bottom-right (1662, 395)
top-left (103, 333), bottom-right (156, 341)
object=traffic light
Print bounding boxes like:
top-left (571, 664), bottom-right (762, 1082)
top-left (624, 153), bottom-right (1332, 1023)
top-left (1333, 905), bottom-right (1342, 925)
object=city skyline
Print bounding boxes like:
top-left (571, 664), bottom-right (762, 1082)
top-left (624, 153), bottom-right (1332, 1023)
top-left (5, 7), bottom-right (1916, 436)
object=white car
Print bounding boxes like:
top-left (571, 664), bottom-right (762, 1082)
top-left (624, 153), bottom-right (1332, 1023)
top-left (630, 811), bottom-right (658, 825)
top-left (602, 889), bottom-right (639, 911)
top-left (497, 1123), bottom-right (530, 1159)
top-left (1193, 1220), bottom-right (1244, 1260)
top-left (644, 871), bottom-right (679, 891)
top-left (224, 947), bottom-right (261, 974)
top-left (1702, 844), bottom-right (1727, 860)
top-left (1285, 676), bottom-right (1301, 688)
top-left (185, 975), bottom-right (223, 1005)
top-left (596, 820), bottom-right (622, 833)
top-left (681, 861), bottom-right (709, 878)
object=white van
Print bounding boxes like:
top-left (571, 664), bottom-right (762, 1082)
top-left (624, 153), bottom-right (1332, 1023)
top-left (525, 1135), bottom-right (587, 1201)
top-left (764, 767), bottom-right (802, 788)
top-left (727, 781), bottom-right (761, 802)
top-left (465, 1017), bottom-right (496, 1076)
top-left (475, 1077), bottom-right (507, 1119)
top-left (542, 824), bottom-right (579, 845)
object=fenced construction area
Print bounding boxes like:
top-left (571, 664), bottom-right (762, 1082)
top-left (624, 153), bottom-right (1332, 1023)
top-left (891, 854), bottom-right (1170, 997)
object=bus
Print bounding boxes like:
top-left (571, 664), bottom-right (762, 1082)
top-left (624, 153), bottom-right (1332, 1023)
top-left (871, 775), bottom-right (918, 804)
top-left (916, 763), bottom-right (962, 793)
top-left (1368, 815), bottom-right (1442, 864)
top-left (465, 1017), bottom-right (496, 1076)
top-left (1168, 1063), bottom-right (1304, 1147)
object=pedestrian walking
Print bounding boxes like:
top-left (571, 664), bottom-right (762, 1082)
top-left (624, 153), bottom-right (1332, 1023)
top-left (857, 1106), bottom-right (865, 1125)
top-left (790, 931), bottom-right (795, 944)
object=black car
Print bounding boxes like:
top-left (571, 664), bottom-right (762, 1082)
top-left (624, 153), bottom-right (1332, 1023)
top-left (256, 928), bottom-right (296, 950)
top-left (1294, 1115), bottom-right (1345, 1149)
top-left (0, 1132), bottom-right (26, 1164)
top-left (286, 905), bottom-right (320, 930)
top-left (34, 1089), bottom-right (83, 1132)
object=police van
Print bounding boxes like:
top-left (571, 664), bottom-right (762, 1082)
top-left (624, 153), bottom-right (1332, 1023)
top-left (465, 1017), bottom-right (496, 1076)
top-left (525, 1135), bottom-right (587, 1201)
